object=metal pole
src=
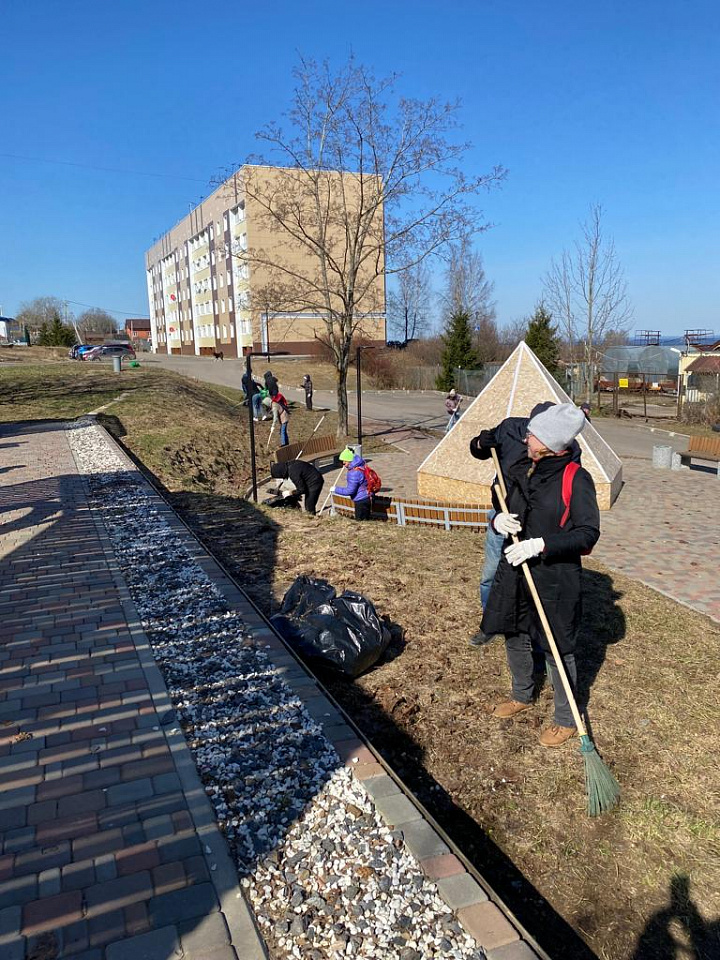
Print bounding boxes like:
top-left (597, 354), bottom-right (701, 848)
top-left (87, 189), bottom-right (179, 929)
top-left (356, 347), bottom-right (363, 449)
top-left (642, 373), bottom-right (647, 420)
top-left (246, 352), bottom-right (258, 502)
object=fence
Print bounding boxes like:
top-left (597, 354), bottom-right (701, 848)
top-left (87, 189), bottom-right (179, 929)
top-left (330, 492), bottom-right (491, 530)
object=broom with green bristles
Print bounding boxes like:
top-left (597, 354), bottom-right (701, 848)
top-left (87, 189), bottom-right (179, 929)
top-left (490, 448), bottom-right (620, 817)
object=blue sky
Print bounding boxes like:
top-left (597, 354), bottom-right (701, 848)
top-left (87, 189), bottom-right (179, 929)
top-left (1, 1), bottom-right (718, 336)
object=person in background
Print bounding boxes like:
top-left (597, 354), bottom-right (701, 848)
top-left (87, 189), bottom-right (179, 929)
top-left (301, 374), bottom-right (313, 411)
top-left (580, 402), bottom-right (592, 422)
top-left (264, 370), bottom-right (279, 398)
top-left (468, 402), bottom-right (582, 647)
top-left (271, 391), bottom-right (291, 446)
top-left (481, 403), bottom-right (600, 747)
top-left (270, 460), bottom-right (324, 514)
top-left (333, 448), bottom-right (371, 521)
top-left (445, 389), bottom-right (463, 432)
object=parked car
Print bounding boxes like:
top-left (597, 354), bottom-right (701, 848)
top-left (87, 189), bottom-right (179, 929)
top-left (83, 343), bottom-right (136, 362)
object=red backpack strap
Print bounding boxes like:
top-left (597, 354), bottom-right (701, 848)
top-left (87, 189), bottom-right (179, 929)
top-left (560, 462), bottom-right (580, 527)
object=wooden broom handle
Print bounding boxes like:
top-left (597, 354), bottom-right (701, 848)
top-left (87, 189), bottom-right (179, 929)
top-left (490, 448), bottom-right (586, 736)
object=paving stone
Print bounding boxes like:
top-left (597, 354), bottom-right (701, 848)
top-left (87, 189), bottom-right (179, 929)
top-left (106, 778), bottom-right (155, 806)
top-left (0, 904), bottom-right (22, 938)
top-left (88, 908), bottom-right (126, 947)
top-left (3, 826), bottom-right (36, 854)
top-left (436, 871), bottom-right (488, 909)
top-left (22, 890), bottom-right (84, 935)
top-left (142, 814), bottom-right (174, 842)
top-left (68, 826), bottom-right (122, 861)
top-left (85, 871), bottom-right (154, 917)
top-left (148, 882), bottom-right (219, 927)
top-left (60, 859), bottom-right (96, 892)
top-left (457, 901), bottom-right (520, 951)
top-left (179, 911), bottom-right (231, 955)
top-left (105, 925), bottom-right (182, 960)
top-left (372, 792), bottom-right (423, 827)
top-left (61, 919), bottom-right (91, 955)
top-left (37, 866), bottom-right (62, 898)
top-left (94, 854), bottom-right (118, 883)
top-left (116, 843), bottom-right (160, 877)
top-left (487, 941), bottom-right (541, 960)
top-left (0, 873), bottom-right (38, 910)
top-left (124, 901), bottom-right (151, 937)
top-left (360, 773), bottom-right (402, 800)
top-left (398, 820), bottom-right (450, 861)
top-left (14, 842), bottom-right (72, 877)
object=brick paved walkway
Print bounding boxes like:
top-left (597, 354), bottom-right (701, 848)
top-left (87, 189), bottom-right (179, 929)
top-left (0, 423), bottom-right (264, 960)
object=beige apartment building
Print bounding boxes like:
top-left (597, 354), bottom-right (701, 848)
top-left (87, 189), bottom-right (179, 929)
top-left (145, 165), bottom-right (386, 358)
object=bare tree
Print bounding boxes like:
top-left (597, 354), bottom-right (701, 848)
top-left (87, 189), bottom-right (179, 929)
top-left (16, 296), bottom-right (73, 339)
top-left (543, 204), bottom-right (633, 401)
top-left (230, 55), bottom-right (504, 435)
top-left (76, 308), bottom-right (117, 336)
top-left (387, 262), bottom-right (433, 343)
top-left (440, 237), bottom-right (496, 323)
top-left (439, 236), bottom-right (499, 361)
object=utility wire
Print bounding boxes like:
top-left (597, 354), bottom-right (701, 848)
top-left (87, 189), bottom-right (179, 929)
top-left (0, 152), bottom-right (208, 183)
top-left (64, 300), bottom-right (147, 317)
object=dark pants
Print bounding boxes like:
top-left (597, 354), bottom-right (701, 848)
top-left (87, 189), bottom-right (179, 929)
top-left (505, 633), bottom-right (577, 727)
top-left (354, 498), bottom-right (372, 521)
top-left (305, 394), bottom-right (313, 410)
top-left (304, 480), bottom-right (324, 515)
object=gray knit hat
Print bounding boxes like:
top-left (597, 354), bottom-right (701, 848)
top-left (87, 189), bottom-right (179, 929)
top-left (527, 403), bottom-right (586, 453)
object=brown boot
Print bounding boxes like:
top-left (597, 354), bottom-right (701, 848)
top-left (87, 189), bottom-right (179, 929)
top-left (492, 700), bottom-right (532, 718)
top-left (539, 724), bottom-right (577, 747)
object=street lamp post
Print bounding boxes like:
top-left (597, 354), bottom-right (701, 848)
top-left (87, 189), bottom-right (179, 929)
top-left (246, 352), bottom-right (258, 501)
top-left (356, 348), bottom-right (364, 452)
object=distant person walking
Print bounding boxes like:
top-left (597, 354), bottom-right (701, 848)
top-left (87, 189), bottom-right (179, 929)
top-left (445, 389), bottom-right (463, 432)
top-left (301, 374), bottom-right (313, 411)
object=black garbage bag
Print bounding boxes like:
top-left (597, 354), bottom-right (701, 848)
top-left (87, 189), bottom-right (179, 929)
top-left (262, 491), bottom-right (302, 510)
top-left (271, 576), bottom-right (391, 678)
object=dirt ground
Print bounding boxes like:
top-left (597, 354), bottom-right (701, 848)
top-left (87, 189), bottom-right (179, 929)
top-left (2, 361), bottom-right (719, 960)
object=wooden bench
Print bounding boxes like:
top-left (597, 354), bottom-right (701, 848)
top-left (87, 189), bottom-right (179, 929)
top-left (274, 433), bottom-right (339, 469)
top-left (679, 435), bottom-right (720, 476)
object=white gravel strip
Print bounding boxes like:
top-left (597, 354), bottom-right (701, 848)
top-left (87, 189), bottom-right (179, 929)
top-left (66, 418), bottom-right (486, 960)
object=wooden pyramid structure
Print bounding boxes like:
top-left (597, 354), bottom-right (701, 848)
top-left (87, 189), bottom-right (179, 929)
top-left (417, 341), bottom-right (622, 509)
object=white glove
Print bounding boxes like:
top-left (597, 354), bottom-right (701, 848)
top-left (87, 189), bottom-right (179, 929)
top-left (504, 538), bottom-right (545, 566)
top-left (282, 490), bottom-right (293, 498)
top-left (493, 512), bottom-right (522, 536)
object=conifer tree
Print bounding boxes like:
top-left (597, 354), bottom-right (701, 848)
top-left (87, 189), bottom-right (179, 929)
top-left (525, 304), bottom-right (560, 375)
top-left (436, 310), bottom-right (482, 391)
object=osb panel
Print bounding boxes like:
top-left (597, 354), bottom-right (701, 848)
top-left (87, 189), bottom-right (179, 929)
top-left (418, 472), bottom-right (616, 512)
top-left (418, 342), bottom-right (622, 507)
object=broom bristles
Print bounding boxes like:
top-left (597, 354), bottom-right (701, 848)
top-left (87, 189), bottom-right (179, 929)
top-left (580, 735), bottom-right (620, 817)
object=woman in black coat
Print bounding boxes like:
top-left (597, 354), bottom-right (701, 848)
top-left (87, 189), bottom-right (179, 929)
top-left (481, 403), bottom-right (600, 747)
top-left (270, 460), bottom-right (324, 515)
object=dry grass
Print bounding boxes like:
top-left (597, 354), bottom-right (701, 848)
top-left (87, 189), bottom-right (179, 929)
top-left (2, 360), bottom-right (719, 959)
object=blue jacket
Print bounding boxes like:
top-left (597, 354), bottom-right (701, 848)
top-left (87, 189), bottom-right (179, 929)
top-left (335, 455), bottom-right (369, 501)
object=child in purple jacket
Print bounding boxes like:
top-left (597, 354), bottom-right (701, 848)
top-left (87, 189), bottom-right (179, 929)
top-left (334, 449), bottom-right (371, 521)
